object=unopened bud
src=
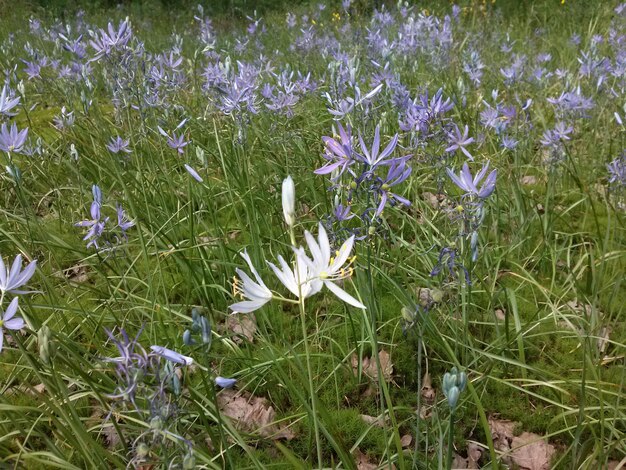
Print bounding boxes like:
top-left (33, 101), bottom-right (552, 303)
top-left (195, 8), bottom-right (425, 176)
top-left (282, 176), bottom-right (296, 226)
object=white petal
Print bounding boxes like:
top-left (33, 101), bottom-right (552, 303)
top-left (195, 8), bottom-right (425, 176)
top-left (330, 236), bottom-right (355, 274)
top-left (325, 281), bottom-right (366, 309)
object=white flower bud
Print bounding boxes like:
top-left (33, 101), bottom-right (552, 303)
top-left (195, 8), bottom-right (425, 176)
top-left (282, 176), bottom-right (295, 226)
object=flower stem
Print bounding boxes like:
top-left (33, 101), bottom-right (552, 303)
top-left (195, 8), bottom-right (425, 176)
top-left (298, 295), bottom-right (322, 467)
top-left (447, 410), bottom-right (455, 470)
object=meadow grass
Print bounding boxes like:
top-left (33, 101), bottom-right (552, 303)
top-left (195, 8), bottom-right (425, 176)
top-left (0, 0), bottom-right (624, 468)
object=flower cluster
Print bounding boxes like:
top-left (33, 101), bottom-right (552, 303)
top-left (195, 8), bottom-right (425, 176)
top-left (75, 185), bottom-right (134, 251)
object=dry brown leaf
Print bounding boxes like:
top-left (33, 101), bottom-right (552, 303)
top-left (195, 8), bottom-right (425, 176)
top-left (354, 449), bottom-right (377, 470)
top-left (453, 453), bottom-right (470, 469)
top-left (422, 192), bottom-right (440, 209)
top-left (351, 350), bottom-right (393, 383)
top-left (467, 441), bottom-right (483, 468)
top-left (489, 417), bottom-right (517, 456)
top-left (510, 432), bottom-right (555, 470)
top-left (217, 389), bottom-right (295, 440)
top-left (400, 434), bottom-right (413, 448)
top-left (223, 314), bottom-right (257, 344)
top-left (360, 414), bottom-right (388, 428)
top-left (421, 373), bottom-right (436, 402)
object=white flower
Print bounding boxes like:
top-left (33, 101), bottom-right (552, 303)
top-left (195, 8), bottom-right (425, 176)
top-left (282, 176), bottom-right (295, 226)
top-left (267, 252), bottom-right (320, 300)
top-left (299, 223), bottom-right (365, 309)
top-left (229, 250), bottom-right (273, 314)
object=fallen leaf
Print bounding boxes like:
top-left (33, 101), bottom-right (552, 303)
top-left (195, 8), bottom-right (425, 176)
top-left (223, 314), bottom-right (257, 344)
top-left (467, 441), bottom-right (483, 468)
top-left (360, 414), bottom-right (387, 428)
top-left (422, 192), bottom-right (440, 209)
top-left (400, 434), bottom-right (413, 448)
top-left (351, 350), bottom-right (393, 383)
top-left (510, 432), bottom-right (556, 470)
top-left (354, 449), bottom-right (377, 470)
top-left (217, 389), bottom-right (295, 440)
top-left (453, 453), bottom-right (470, 469)
top-left (421, 373), bottom-right (436, 402)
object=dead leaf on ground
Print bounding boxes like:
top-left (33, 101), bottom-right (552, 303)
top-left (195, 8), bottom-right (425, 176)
top-left (360, 414), bottom-right (388, 428)
top-left (489, 417), bottom-right (555, 470)
top-left (55, 264), bottom-right (89, 283)
top-left (400, 434), bottom-right (413, 448)
top-left (222, 314), bottom-right (257, 344)
top-left (510, 432), bottom-right (556, 470)
top-left (217, 389), bottom-right (295, 440)
top-left (421, 372), bottom-right (436, 402)
top-left (351, 350), bottom-right (393, 383)
top-left (467, 441), bottom-right (483, 468)
top-left (422, 192), bottom-right (440, 209)
top-left (354, 449), bottom-right (377, 470)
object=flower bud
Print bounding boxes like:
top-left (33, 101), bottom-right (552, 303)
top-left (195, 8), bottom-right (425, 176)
top-left (38, 325), bottom-right (53, 366)
top-left (282, 176), bottom-right (295, 226)
top-left (446, 385), bottom-right (460, 409)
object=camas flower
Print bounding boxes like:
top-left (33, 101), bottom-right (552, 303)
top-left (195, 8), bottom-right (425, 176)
top-left (445, 124), bottom-right (475, 160)
top-left (150, 346), bottom-right (194, 366)
top-left (106, 136), bottom-right (131, 154)
top-left (446, 162), bottom-right (497, 199)
top-left (0, 298), bottom-right (24, 353)
top-left (0, 85), bottom-right (20, 117)
top-left (297, 223), bottom-right (365, 309)
top-left (230, 250), bottom-right (273, 313)
top-left (0, 253), bottom-right (37, 294)
top-left (0, 123), bottom-right (29, 154)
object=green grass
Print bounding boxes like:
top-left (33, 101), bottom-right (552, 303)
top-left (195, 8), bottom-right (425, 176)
top-left (0, 0), bottom-right (625, 468)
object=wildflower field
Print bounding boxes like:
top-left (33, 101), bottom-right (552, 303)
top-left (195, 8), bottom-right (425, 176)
top-left (0, 0), bottom-right (625, 468)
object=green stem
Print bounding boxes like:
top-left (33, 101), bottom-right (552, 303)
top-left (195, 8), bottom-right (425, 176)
top-left (447, 410), bottom-right (455, 470)
top-left (299, 295), bottom-right (322, 468)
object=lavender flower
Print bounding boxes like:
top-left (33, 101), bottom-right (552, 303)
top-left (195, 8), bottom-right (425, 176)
top-left (158, 120), bottom-right (190, 154)
top-left (446, 162), bottom-right (497, 199)
top-left (106, 136), bottom-right (131, 154)
top-left (607, 153), bottom-right (626, 187)
top-left (0, 253), bottom-right (37, 295)
top-left (0, 85), bottom-right (20, 117)
top-left (150, 346), bottom-right (194, 366)
top-left (215, 377), bottom-right (237, 389)
top-left (316, 123), bottom-right (356, 177)
top-left (0, 298), bottom-right (23, 354)
top-left (184, 164), bottom-right (203, 182)
top-left (445, 124), bottom-right (475, 160)
top-left (357, 125), bottom-right (403, 169)
top-left (0, 123), bottom-right (29, 154)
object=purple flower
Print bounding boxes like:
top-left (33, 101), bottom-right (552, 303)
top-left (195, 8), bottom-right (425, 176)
top-left (0, 85), bottom-right (20, 117)
top-left (150, 346), bottom-right (194, 366)
top-left (607, 153), bottom-right (626, 186)
top-left (215, 377), bottom-right (237, 388)
top-left (316, 123), bottom-right (356, 177)
top-left (0, 123), bottom-right (29, 154)
top-left (446, 162), bottom-right (497, 199)
top-left (106, 136), bottom-right (131, 154)
top-left (375, 160), bottom-right (412, 216)
top-left (75, 185), bottom-right (109, 249)
top-left (445, 124), bottom-right (474, 160)
top-left (158, 120), bottom-right (190, 154)
top-left (116, 204), bottom-right (135, 236)
top-left (89, 20), bottom-right (132, 58)
top-left (184, 164), bottom-right (203, 182)
top-left (0, 253), bottom-right (37, 295)
top-left (0, 298), bottom-right (24, 354)
top-left (358, 125), bottom-right (405, 169)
